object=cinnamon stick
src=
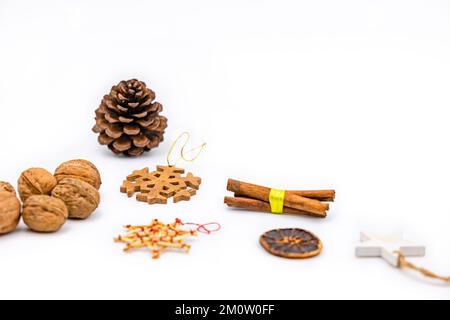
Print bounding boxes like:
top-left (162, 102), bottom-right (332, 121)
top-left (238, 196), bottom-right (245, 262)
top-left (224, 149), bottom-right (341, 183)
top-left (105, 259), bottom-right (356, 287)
top-left (227, 179), bottom-right (329, 216)
top-left (288, 190), bottom-right (335, 202)
top-left (234, 189), bottom-right (335, 202)
top-left (224, 196), bottom-right (326, 218)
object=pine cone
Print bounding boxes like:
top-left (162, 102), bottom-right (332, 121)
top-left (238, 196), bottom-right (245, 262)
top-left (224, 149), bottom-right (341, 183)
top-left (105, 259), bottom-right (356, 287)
top-left (92, 79), bottom-right (167, 156)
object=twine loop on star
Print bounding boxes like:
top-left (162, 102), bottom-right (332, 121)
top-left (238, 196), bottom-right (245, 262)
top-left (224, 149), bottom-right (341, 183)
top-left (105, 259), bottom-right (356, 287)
top-left (396, 251), bottom-right (450, 283)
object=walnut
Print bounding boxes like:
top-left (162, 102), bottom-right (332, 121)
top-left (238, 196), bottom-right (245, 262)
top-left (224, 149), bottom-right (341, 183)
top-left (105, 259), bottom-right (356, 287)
top-left (51, 178), bottom-right (100, 219)
top-left (18, 168), bottom-right (57, 202)
top-left (0, 191), bottom-right (21, 234)
top-left (0, 181), bottom-right (16, 195)
top-left (22, 195), bottom-right (68, 232)
top-left (54, 159), bottom-right (101, 190)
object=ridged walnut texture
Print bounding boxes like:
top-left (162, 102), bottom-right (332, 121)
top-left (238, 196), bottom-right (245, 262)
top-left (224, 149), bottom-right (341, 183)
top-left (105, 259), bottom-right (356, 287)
top-left (92, 79), bottom-right (167, 156)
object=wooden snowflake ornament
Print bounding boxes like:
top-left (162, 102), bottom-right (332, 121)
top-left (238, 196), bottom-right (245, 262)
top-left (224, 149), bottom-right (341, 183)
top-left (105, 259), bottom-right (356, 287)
top-left (120, 165), bottom-right (201, 204)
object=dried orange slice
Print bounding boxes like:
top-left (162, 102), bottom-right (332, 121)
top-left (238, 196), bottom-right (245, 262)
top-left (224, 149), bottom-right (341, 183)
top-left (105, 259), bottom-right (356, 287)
top-left (260, 228), bottom-right (322, 259)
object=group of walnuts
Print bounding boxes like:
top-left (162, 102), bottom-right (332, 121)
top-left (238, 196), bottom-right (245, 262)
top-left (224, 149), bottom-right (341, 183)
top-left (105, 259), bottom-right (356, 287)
top-left (0, 159), bottom-right (101, 234)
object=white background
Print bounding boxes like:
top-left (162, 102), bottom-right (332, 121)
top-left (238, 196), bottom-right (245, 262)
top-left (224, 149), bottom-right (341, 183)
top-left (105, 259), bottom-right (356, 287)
top-left (0, 0), bottom-right (449, 300)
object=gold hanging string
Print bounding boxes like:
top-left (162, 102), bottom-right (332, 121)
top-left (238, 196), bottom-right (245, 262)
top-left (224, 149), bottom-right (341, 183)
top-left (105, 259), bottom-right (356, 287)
top-left (166, 132), bottom-right (206, 167)
top-left (396, 251), bottom-right (450, 283)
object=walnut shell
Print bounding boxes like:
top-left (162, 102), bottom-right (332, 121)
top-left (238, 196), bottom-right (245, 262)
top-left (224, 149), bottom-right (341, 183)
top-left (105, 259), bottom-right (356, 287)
top-left (0, 181), bottom-right (16, 195)
top-left (18, 168), bottom-right (57, 202)
top-left (54, 159), bottom-right (101, 190)
top-left (0, 191), bottom-right (21, 235)
top-left (51, 178), bottom-right (100, 219)
top-left (22, 195), bottom-right (68, 233)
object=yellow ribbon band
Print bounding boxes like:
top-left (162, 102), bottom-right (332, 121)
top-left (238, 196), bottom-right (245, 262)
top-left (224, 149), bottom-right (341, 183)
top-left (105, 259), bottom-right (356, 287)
top-left (269, 188), bottom-right (286, 214)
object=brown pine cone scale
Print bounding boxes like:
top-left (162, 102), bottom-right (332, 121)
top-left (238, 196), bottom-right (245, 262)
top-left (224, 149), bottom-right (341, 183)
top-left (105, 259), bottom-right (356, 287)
top-left (92, 79), bottom-right (167, 156)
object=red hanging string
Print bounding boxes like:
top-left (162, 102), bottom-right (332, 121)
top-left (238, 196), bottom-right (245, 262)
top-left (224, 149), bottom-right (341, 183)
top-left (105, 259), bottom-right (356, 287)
top-left (176, 218), bottom-right (221, 234)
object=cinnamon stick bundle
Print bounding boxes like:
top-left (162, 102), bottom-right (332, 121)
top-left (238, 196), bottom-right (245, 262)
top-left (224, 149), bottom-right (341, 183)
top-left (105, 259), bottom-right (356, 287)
top-left (225, 179), bottom-right (335, 218)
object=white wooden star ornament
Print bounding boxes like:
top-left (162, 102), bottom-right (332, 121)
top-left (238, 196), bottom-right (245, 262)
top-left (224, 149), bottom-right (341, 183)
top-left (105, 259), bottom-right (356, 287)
top-left (355, 232), bottom-right (426, 266)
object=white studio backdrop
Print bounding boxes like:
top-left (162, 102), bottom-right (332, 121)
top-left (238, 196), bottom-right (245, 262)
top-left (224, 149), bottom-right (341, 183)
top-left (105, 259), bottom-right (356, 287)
top-left (0, 0), bottom-right (449, 299)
